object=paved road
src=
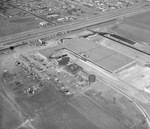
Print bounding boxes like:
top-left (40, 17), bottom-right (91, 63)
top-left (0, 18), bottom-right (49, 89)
top-left (65, 43), bottom-right (150, 127)
top-left (1, 3), bottom-right (150, 49)
top-left (80, 59), bottom-right (150, 127)
top-left (98, 77), bottom-right (150, 127)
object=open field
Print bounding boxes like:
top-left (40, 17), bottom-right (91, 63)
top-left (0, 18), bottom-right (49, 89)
top-left (112, 10), bottom-right (150, 44)
top-left (129, 11), bottom-right (150, 27)
top-left (15, 85), bottom-right (65, 117)
top-left (85, 80), bottom-right (148, 129)
top-left (70, 95), bottom-right (127, 129)
top-left (69, 92), bottom-right (147, 129)
top-left (68, 80), bottom-right (148, 129)
top-left (0, 16), bottom-right (44, 37)
top-left (0, 94), bottom-right (23, 129)
top-left (0, 52), bottom-right (65, 118)
top-left (32, 102), bottom-right (99, 129)
top-left (112, 22), bottom-right (150, 43)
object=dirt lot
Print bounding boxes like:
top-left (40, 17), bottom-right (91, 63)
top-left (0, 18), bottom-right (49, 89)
top-left (118, 65), bottom-right (150, 90)
top-left (0, 43), bottom-right (149, 129)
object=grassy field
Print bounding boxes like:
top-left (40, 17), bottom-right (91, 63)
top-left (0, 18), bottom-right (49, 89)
top-left (68, 79), bottom-right (148, 129)
top-left (0, 95), bottom-right (22, 129)
top-left (0, 16), bottom-right (43, 37)
top-left (129, 11), bottom-right (150, 27)
top-left (15, 84), bottom-right (65, 118)
top-left (70, 95), bottom-right (127, 129)
top-left (112, 23), bottom-right (150, 43)
top-left (112, 11), bottom-right (150, 43)
top-left (31, 102), bottom-right (99, 129)
top-left (85, 89), bottom-right (147, 129)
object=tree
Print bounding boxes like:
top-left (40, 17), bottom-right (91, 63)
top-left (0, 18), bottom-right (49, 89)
top-left (58, 57), bottom-right (70, 66)
top-left (113, 97), bottom-right (116, 104)
top-left (10, 46), bottom-right (15, 50)
top-left (88, 74), bottom-right (96, 83)
top-left (142, 115), bottom-right (146, 125)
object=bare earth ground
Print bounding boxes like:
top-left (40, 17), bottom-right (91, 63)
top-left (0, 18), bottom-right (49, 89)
top-left (1, 6), bottom-right (150, 128)
top-left (0, 49), bottom-right (148, 129)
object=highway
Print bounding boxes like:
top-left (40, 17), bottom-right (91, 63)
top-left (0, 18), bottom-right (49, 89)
top-left (1, 1), bottom-right (150, 128)
top-left (0, 2), bottom-right (150, 49)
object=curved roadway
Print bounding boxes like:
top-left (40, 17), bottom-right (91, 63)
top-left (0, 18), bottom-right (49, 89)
top-left (82, 59), bottom-right (150, 128)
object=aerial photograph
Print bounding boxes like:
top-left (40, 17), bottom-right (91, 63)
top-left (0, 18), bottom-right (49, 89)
top-left (1, 0), bottom-right (150, 129)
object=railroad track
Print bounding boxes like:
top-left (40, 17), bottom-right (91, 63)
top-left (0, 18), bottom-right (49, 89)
top-left (0, 3), bottom-right (150, 49)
